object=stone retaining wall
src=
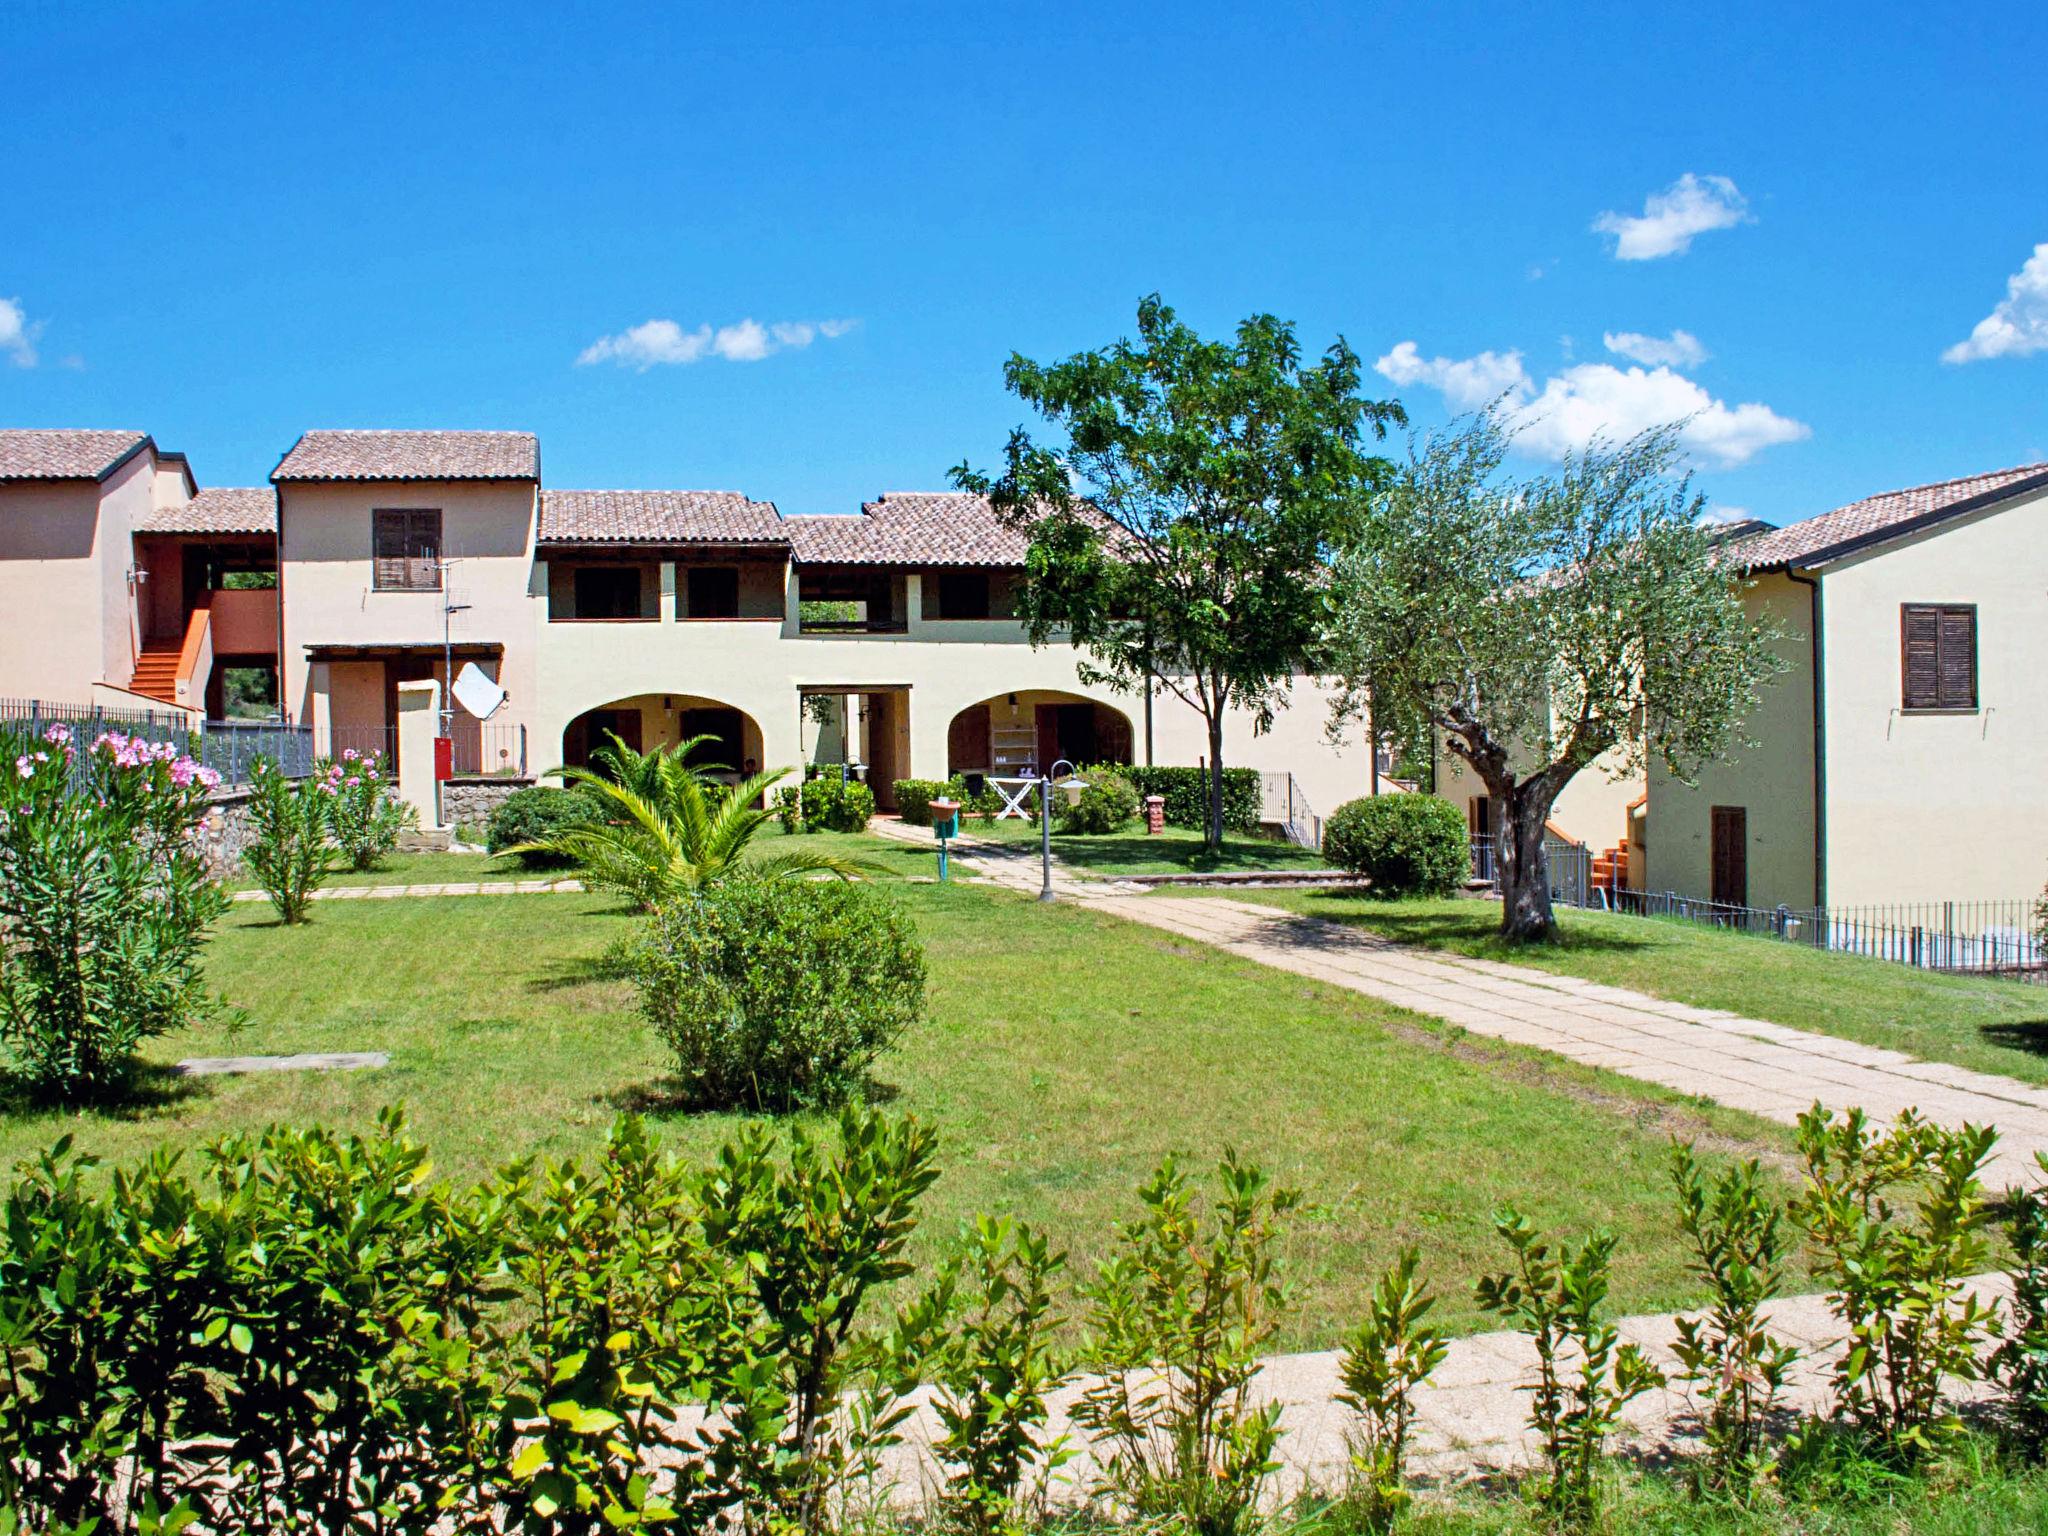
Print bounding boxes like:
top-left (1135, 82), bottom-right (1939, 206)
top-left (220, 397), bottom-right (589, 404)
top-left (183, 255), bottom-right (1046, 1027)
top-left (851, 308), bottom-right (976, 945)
top-left (441, 776), bottom-right (536, 834)
top-left (197, 787), bottom-right (258, 876)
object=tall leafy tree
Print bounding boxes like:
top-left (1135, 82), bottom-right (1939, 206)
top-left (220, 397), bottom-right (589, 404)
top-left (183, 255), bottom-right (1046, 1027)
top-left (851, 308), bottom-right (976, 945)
top-left (1323, 412), bottom-right (1781, 940)
top-left (953, 295), bottom-right (1402, 852)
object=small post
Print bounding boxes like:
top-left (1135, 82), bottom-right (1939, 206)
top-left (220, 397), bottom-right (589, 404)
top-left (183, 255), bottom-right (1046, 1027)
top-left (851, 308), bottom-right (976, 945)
top-left (930, 797), bottom-right (960, 884)
top-left (1144, 794), bottom-right (1166, 835)
top-left (1038, 775), bottom-right (1055, 903)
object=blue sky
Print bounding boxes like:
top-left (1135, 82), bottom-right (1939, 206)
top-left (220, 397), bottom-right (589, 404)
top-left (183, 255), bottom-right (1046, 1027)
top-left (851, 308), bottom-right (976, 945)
top-left (4, 0), bottom-right (2043, 525)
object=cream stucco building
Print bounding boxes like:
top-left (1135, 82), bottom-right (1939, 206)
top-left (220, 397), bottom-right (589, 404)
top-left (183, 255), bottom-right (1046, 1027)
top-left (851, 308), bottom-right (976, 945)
top-left (1647, 461), bottom-right (2048, 912)
top-left (0, 428), bottom-right (1379, 824)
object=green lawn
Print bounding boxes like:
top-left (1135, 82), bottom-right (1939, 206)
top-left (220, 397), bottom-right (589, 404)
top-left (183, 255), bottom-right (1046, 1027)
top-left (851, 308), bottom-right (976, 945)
top-left (1214, 889), bottom-right (2048, 1087)
top-left (1, 879), bottom-right (1793, 1348)
top-left (948, 815), bottom-right (1335, 875)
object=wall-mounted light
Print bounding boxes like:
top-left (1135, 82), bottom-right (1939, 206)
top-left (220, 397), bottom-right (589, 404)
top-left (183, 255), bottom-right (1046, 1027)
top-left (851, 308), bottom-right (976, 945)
top-left (1007, 692), bottom-right (1018, 707)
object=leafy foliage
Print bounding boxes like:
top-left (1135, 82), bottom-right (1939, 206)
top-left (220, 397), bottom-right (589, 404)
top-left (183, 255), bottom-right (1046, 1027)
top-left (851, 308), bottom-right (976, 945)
top-left (513, 758), bottom-right (873, 911)
top-left (1073, 1152), bottom-right (1300, 1536)
top-left (955, 294), bottom-right (1400, 851)
top-left (1789, 1104), bottom-right (2000, 1456)
top-left (893, 776), bottom-right (1000, 828)
top-left (1475, 1207), bottom-right (1665, 1522)
top-left (1324, 411), bottom-right (1782, 939)
top-left (0, 726), bottom-right (229, 1100)
top-left (1102, 764), bottom-right (1264, 834)
top-left (1996, 1152), bottom-right (2048, 1448)
top-left (1335, 1246), bottom-right (1449, 1531)
top-left (895, 1216), bottom-right (1069, 1534)
top-left (1668, 1142), bottom-right (1800, 1487)
top-left (486, 785), bottom-right (606, 865)
top-left (243, 758), bottom-right (331, 924)
top-left (627, 877), bottom-right (927, 1112)
top-left (796, 772), bottom-right (876, 833)
top-left (312, 749), bottom-right (413, 869)
top-left (1322, 794), bottom-right (1470, 896)
top-left (1053, 770), bottom-right (1140, 835)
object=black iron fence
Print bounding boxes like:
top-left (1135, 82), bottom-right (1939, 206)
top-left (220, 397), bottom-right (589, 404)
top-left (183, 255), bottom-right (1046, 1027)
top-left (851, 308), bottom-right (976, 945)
top-left (326, 721), bottom-right (527, 777)
top-left (0, 698), bottom-right (314, 784)
top-left (1469, 831), bottom-right (2044, 978)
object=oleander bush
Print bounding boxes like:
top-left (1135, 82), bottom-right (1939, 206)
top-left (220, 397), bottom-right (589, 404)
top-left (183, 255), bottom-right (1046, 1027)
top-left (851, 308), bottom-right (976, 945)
top-left (1323, 794), bottom-right (1470, 897)
top-left (896, 776), bottom-right (1001, 827)
top-left (627, 876), bottom-right (926, 1111)
top-left (0, 725), bottom-right (230, 1101)
top-left (485, 784), bottom-right (606, 866)
top-left (243, 758), bottom-right (331, 924)
top-left (313, 748), bottom-right (414, 869)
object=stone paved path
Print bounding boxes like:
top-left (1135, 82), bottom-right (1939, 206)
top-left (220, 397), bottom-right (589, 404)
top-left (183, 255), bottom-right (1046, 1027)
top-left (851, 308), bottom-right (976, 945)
top-left (177, 1051), bottom-right (390, 1076)
top-left (231, 878), bottom-right (584, 902)
top-left (878, 822), bottom-right (2048, 1187)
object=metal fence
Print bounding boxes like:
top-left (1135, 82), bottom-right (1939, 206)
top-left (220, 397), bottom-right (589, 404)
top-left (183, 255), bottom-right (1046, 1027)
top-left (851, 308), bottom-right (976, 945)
top-left (327, 721), bottom-right (528, 777)
top-left (0, 698), bottom-right (314, 784)
top-left (1470, 830), bottom-right (2044, 979)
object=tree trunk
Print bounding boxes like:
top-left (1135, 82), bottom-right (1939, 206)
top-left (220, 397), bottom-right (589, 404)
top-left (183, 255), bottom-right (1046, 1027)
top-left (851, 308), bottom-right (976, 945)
top-left (1495, 786), bottom-right (1555, 941)
top-left (1205, 712), bottom-right (1226, 854)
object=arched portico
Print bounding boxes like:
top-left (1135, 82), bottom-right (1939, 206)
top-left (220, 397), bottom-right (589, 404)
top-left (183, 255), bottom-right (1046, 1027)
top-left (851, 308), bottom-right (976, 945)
top-left (561, 692), bottom-right (765, 777)
top-left (945, 689), bottom-right (1134, 779)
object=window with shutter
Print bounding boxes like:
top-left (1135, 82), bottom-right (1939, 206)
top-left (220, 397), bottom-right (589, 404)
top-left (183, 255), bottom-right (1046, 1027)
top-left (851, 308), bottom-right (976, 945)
top-left (1900, 603), bottom-right (1976, 710)
top-left (372, 509), bottom-right (442, 592)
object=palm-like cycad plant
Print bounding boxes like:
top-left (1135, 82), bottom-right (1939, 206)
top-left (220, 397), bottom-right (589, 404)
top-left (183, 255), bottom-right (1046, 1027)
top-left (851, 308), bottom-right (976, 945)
top-left (512, 738), bottom-right (878, 909)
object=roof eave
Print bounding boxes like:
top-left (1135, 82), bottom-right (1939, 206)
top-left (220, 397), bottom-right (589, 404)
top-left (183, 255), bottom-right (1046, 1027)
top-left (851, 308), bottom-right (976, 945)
top-left (1741, 469), bottom-right (2048, 575)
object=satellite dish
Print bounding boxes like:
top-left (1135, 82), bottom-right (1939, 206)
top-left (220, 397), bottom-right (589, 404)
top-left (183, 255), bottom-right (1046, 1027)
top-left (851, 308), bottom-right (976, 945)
top-left (451, 662), bottom-right (507, 720)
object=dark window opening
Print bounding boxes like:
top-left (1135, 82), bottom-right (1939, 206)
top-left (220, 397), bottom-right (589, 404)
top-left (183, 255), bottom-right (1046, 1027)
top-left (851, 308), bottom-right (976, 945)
top-left (935, 570), bottom-right (991, 619)
top-left (372, 509), bottom-right (442, 591)
top-left (686, 566), bottom-right (741, 619)
top-left (573, 565), bottom-right (642, 619)
top-left (1901, 603), bottom-right (1977, 710)
top-left (678, 708), bottom-right (745, 771)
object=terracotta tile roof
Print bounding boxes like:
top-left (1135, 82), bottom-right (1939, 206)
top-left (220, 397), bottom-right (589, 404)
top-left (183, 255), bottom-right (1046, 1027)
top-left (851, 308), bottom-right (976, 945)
top-left (0, 429), bottom-right (150, 481)
top-left (272, 430), bottom-right (539, 482)
top-left (1732, 461), bottom-right (2048, 571)
top-left (137, 487), bottom-right (277, 536)
top-left (539, 489), bottom-right (786, 545)
top-left (786, 492), bottom-right (1036, 568)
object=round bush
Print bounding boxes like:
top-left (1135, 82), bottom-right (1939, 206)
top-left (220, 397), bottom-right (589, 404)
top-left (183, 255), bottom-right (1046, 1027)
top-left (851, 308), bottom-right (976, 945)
top-left (798, 773), bottom-right (876, 832)
top-left (1322, 794), bottom-right (1470, 897)
top-left (629, 877), bottom-right (926, 1111)
top-left (486, 786), bottom-right (606, 866)
top-left (1054, 771), bottom-right (1141, 835)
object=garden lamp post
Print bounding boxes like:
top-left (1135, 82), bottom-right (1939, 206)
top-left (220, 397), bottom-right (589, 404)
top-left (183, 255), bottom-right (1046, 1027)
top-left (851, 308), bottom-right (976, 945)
top-left (1039, 759), bottom-right (1084, 903)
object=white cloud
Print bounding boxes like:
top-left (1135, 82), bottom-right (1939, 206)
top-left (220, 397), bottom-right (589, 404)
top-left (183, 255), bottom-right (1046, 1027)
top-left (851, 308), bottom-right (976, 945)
top-left (1375, 340), bottom-right (1809, 468)
top-left (1592, 174), bottom-right (1749, 260)
top-left (0, 297), bottom-right (42, 368)
top-left (1941, 243), bottom-right (2048, 364)
top-left (1696, 504), bottom-right (1754, 526)
top-left (1373, 340), bottom-right (1529, 413)
top-left (1603, 328), bottom-right (1708, 368)
top-left (577, 315), bottom-right (859, 370)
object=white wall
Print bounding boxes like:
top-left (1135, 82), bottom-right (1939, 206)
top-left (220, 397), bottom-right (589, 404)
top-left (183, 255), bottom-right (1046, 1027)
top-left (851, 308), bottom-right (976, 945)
top-left (1816, 485), bottom-right (2048, 905)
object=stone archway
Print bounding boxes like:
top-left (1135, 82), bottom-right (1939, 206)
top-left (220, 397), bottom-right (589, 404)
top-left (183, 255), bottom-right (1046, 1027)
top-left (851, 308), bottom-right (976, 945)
top-left (561, 692), bottom-right (765, 778)
top-left (945, 689), bottom-right (1134, 779)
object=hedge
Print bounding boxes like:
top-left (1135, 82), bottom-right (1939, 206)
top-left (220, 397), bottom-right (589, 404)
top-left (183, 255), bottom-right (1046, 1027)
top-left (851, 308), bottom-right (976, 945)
top-left (1080, 764), bottom-right (1264, 833)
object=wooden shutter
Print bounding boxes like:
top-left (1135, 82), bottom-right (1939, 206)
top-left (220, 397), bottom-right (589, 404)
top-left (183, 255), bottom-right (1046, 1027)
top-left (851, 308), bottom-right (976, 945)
top-left (374, 509), bottom-right (441, 591)
top-left (1901, 603), bottom-right (1976, 709)
top-left (1710, 805), bottom-right (1747, 909)
top-left (373, 510), bottom-right (409, 590)
top-left (1936, 606), bottom-right (1976, 709)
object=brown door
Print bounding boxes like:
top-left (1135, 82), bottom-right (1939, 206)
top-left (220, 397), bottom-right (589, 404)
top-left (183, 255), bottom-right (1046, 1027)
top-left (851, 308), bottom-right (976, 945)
top-left (1710, 806), bottom-right (1747, 909)
top-left (947, 704), bottom-right (991, 776)
top-left (1034, 705), bottom-right (1060, 773)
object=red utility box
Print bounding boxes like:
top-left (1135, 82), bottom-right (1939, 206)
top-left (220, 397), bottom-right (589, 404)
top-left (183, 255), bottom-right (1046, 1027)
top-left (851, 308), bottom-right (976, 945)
top-left (433, 736), bottom-right (453, 782)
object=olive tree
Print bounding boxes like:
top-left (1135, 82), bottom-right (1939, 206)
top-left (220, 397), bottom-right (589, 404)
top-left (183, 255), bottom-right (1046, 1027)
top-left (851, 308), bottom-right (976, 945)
top-left (953, 295), bottom-right (1400, 852)
top-left (1324, 412), bottom-right (1780, 940)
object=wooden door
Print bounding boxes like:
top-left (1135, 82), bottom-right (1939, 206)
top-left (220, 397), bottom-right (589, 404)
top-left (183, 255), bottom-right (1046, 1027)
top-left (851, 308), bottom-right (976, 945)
top-left (947, 704), bottom-right (991, 776)
top-left (1710, 806), bottom-right (1747, 909)
top-left (1034, 705), bottom-right (1060, 774)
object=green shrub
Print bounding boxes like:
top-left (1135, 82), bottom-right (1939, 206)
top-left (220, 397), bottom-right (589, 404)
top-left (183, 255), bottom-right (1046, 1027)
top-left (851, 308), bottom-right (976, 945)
top-left (628, 877), bottom-right (926, 1111)
top-left (774, 783), bottom-right (802, 831)
top-left (315, 749), bottom-right (413, 869)
top-left (1336, 1247), bottom-right (1448, 1531)
top-left (243, 760), bottom-right (331, 923)
top-left (1475, 1208), bottom-right (1664, 1522)
top-left (1074, 1153), bottom-right (1298, 1535)
top-left (486, 785), bottom-right (605, 866)
top-left (1998, 1152), bottom-right (2048, 1448)
top-left (1322, 794), bottom-right (1470, 896)
top-left (1790, 1104), bottom-right (2000, 1455)
top-left (795, 772), bottom-right (876, 833)
top-left (0, 726), bottom-right (231, 1101)
top-left (1088, 764), bottom-right (1262, 833)
top-left (1054, 771), bottom-right (1140, 835)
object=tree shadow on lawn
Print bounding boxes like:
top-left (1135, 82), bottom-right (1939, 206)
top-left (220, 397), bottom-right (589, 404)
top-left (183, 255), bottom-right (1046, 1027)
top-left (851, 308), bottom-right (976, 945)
top-left (1283, 893), bottom-right (1656, 956)
top-left (601, 1074), bottom-right (902, 1121)
top-left (1980, 1020), bottom-right (2048, 1059)
top-left (0, 1060), bottom-right (213, 1122)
